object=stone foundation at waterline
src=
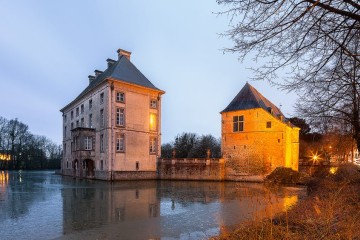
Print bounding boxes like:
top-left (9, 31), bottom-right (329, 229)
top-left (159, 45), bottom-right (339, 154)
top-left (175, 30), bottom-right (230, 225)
top-left (61, 158), bottom-right (269, 182)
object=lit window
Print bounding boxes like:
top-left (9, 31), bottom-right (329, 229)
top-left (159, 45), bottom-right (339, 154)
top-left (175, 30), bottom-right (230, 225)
top-left (81, 104), bottom-right (84, 114)
top-left (233, 115), bottom-right (244, 132)
top-left (266, 121), bottom-right (271, 128)
top-left (89, 99), bottom-right (92, 110)
top-left (116, 134), bottom-right (125, 152)
top-left (149, 113), bottom-right (157, 131)
top-left (116, 108), bottom-right (125, 127)
top-left (150, 137), bottom-right (156, 154)
top-left (150, 99), bottom-right (157, 109)
top-left (85, 137), bottom-right (93, 150)
top-left (100, 109), bottom-right (105, 127)
top-left (116, 92), bottom-right (125, 102)
top-left (100, 92), bottom-right (104, 104)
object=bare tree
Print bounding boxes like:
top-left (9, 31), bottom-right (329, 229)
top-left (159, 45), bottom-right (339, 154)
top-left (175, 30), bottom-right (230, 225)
top-left (217, 0), bottom-right (360, 149)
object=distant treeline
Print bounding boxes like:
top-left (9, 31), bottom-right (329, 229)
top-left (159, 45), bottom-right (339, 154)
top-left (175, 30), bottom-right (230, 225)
top-left (161, 132), bottom-right (221, 158)
top-left (0, 116), bottom-right (62, 170)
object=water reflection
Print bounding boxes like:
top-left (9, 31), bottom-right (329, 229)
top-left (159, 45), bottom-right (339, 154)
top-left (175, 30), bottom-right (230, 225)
top-left (0, 171), bottom-right (9, 202)
top-left (0, 172), bottom-right (306, 240)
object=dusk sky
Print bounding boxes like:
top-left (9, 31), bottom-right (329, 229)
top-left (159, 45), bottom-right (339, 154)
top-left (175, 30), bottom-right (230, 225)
top-left (0, 0), bottom-right (297, 145)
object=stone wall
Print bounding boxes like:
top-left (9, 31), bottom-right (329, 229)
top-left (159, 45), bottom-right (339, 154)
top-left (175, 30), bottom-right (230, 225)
top-left (157, 158), bottom-right (225, 181)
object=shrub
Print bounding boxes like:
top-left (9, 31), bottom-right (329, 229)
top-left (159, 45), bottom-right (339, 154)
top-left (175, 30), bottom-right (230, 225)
top-left (265, 167), bottom-right (301, 184)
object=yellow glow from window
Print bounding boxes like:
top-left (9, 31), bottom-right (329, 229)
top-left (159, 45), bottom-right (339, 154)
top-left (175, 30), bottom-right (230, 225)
top-left (0, 154), bottom-right (11, 161)
top-left (150, 113), bottom-right (157, 131)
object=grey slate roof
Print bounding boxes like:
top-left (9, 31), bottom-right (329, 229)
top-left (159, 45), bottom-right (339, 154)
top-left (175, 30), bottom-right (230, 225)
top-left (61, 54), bottom-right (163, 111)
top-left (221, 82), bottom-right (285, 118)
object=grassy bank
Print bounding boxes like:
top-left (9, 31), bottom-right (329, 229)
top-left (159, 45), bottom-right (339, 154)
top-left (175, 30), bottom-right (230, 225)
top-left (212, 164), bottom-right (360, 240)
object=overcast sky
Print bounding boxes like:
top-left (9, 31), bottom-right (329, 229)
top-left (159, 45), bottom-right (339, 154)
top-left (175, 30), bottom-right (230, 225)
top-left (0, 0), bottom-right (297, 145)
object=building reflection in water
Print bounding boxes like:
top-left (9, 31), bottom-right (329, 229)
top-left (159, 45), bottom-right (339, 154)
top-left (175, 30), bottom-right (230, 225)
top-left (61, 180), bottom-right (305, 239)
top-left (61, 179), bottom-right (161, 239)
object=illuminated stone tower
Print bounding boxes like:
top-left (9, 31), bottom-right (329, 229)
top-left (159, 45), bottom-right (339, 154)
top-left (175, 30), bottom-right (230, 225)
top-left (221, 83), bottom-right (299, 175)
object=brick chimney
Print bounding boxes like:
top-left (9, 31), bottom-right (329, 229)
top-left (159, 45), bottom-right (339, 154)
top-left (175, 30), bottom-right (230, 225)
top-left (106, 58), bottom-right (116, 68)
top-left (94, 70), bottom-right (103, 78)
top-left (88, 75), bottom-right (95, 84)
top-left (117, 48), bottom-right (131, 60)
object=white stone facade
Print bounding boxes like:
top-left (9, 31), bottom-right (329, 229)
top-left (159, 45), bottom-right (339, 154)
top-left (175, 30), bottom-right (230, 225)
top-left (61, 49), bottom-right (164, 180)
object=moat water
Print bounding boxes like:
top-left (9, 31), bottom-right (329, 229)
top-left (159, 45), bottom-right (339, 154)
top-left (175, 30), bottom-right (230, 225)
top-left (0, 171), bottom-right (306, 240)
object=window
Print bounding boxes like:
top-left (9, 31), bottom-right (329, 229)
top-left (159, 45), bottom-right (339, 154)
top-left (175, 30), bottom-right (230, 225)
top-left (100, 92), bottom-right (104, 104)
top-left (149, 113), bottom-right (157, 131)
top-left (71, 142), bottom-right (73, 152)
top-left (76, 107), bottom-right (79, 117)
top-left (74, 136), bottom-right (79, 150)
top-left (76, 120), bottom-right (79, 127)
top-left (89, 99), bottom-right (92, 110)
top-left (136, 161), bottom-right (139, 171)
top-left (150, 99), bottom-right (157, 109)
top-left (71, 122), bottom-right (74, 130)
top-left (100, 160), bottom-right (103, 170)
top-left (100, 109), bottom-right (104, 127)
top-left (64, 114), bottom-right (67, 122)
top-left (85, 137), bottom-right (93, 150)
top-left (63, 143), bottom-right (66, 156)
top-left (116, 108), bottom-right (125, 127)
top-left (116, 134), bottom-right (125, 152)
top-left (100, 134), bottom-right (104, 152)
top-left (150, 137), bottom-right (156, 154)
top-left (81, 118), bottom-right (84, 127)
top-left (81, 104), bottom-right (84, 114)
top-left (266, 121), bottom-right (272, 128)
top-left (116, 92), bottom-right (125, 102)
top-left (233, 115), bottom-right (244, 132)
top-left (64, 126), bottom-right (67, 138)
top-left (71, 111), bottom-right (74, 120)
top-left (89, 114), bottom-right (93, 128)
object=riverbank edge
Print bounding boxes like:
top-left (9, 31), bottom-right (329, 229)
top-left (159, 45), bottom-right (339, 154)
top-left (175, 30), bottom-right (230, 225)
top-left (211, 163), bottom-right (360, 239)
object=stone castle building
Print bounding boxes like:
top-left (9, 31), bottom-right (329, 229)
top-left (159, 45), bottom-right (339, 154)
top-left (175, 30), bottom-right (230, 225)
top-left (60, 49), bottom-right (165, 180)
top-left (221, 83), bottom-right (299, 176)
